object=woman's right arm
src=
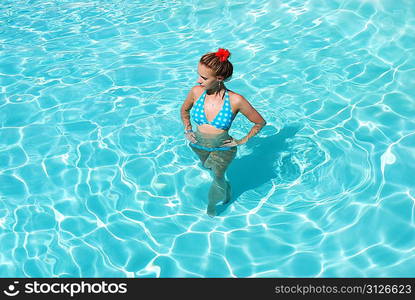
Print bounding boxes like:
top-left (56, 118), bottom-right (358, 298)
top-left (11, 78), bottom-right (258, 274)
top-left (180, 87), bottom-right (196, 132)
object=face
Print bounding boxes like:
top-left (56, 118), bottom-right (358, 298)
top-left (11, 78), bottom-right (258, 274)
top-left (196, 63), bottom-right (224, 89)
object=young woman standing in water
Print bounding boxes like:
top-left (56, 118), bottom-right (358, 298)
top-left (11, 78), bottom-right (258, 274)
top-left (180, 48), bottom-right (266, 217)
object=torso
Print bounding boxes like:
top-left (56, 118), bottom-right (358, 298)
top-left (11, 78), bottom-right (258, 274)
top-left (192, 86), bottom-right (239, 134)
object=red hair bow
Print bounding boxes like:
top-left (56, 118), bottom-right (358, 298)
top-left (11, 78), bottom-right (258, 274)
top-left (215, 48), bottom-right (230, 62)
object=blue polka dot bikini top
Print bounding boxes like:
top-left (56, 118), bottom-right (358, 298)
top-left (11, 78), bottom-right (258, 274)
top-left (190, 89), bottom-right (235, 130)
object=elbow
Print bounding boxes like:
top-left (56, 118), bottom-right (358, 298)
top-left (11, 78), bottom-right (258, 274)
top-left (258, 120), bottom-right (266, 129)
top-left (254, 120), bottom-right (266, 129)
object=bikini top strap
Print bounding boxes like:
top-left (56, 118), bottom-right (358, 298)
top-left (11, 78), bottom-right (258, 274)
top-left (201, 89), bottom-right (208, 103)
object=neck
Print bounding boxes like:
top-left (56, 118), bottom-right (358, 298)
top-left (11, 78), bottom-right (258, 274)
top-left (206, 86), bottom-right (226, 96)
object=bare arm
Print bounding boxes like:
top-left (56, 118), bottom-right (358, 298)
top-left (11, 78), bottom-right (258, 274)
top-left (180, 87), bottom-right (195, 132)
top-left (236, 95), bottom-right (266, 144)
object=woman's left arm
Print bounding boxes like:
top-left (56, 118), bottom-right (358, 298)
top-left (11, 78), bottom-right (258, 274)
top-left (237, 95), bottom-right (266, 144)
top-left (222, 95), bottom-right (266, 146)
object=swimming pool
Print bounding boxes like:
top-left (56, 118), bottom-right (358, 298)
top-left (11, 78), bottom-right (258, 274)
top-left (1, 0), bottom-right (414, 277)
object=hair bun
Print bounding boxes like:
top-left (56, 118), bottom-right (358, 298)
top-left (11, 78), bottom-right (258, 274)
top-left (215, 48), bottom-right (230, 62)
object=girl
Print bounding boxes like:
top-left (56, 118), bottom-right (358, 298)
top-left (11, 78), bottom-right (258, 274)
top-left (180, 48), bottom-right (266, 217)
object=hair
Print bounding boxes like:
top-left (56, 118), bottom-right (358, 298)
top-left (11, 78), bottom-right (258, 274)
top-left (200, 50), bottom-right (233, 82)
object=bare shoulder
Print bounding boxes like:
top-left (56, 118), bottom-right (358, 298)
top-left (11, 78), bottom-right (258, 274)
top-left (227, 89), bottom-right (265, 123)
top-left (182, 85), bottom-right (202, 109)
top-left (192, 85), bottom-right (205, 101)
top-left (227, 89), bottom-right (249, 108)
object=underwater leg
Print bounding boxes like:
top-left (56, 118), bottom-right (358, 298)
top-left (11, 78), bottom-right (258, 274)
top-left (204, 148), bottom-right (237, 216)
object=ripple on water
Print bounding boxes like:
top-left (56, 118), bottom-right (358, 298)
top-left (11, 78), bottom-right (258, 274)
top-left (1, 0), bottom-right (414, 278)
top-left (0, 174), bottom-right (27, 204)
top-left (289, 252), bottom-right (322, 277)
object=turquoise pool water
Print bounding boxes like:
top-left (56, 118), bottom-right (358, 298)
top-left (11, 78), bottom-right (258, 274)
top-left (1, 0), bottom-right (415, 277)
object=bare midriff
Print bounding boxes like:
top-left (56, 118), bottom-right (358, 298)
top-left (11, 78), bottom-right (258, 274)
top-left (197, 124), bottom-right (228, 135)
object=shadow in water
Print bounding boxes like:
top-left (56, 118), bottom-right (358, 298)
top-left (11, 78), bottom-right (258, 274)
top-left (217, 124), bottom-right (301, 215)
